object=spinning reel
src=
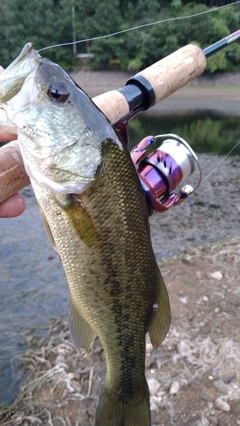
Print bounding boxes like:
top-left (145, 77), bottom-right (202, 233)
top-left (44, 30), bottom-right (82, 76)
top-left (131, 133), bottom-right (202, 215)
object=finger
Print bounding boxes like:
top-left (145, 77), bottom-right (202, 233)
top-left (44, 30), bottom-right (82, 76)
top-left (0, 66), bottom-right (17, 141)
top-left (0, 66), bottom-right (23, 216)
top-left (0, 130), bottom-right (17, 142)
top-left (0, 193), bottom-right (26, 218)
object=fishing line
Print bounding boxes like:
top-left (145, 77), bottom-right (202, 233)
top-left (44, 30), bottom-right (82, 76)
top-left (39, 1), bottom-right (240, 52)
top-left (39, 0), bottom-right (240, 190)
top-left (201, 140), bottom-right (240, 185)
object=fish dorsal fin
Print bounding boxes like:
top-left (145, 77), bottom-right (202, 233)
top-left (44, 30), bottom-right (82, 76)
top-left (148, 271), bottom-right (171, 349)
top-left (69, 296), bottom-right (96, 354)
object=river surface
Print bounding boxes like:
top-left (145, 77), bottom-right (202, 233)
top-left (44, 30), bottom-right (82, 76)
top-left (0, 186), bottom-right (69, 404)
top-left (0, 112), bottom-right (240, 405)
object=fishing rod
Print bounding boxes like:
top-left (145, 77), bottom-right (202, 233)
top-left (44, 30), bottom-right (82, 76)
top-left (94, 29), bottom-right (240, 123)
top-left (203, 29), bottom-right (240, 57)
top-left (0, 29), bottom-right (239, 206)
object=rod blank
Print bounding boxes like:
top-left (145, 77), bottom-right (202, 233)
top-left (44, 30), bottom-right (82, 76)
top-left (204, 29), bottom-right (240, 57)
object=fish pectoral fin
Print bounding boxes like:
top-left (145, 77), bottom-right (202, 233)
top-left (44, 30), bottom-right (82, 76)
top-left (148, 272), bottom-right (171, 349)
top-left (56, 194), bottom-right (99, 248)
top-left (39, 206), bottom-right (59, 254)
top-left (69, 297), bottom-right (96, 354)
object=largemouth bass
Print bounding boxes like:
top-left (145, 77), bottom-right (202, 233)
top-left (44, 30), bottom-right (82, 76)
top-left (0, 44), bottom-right (171, 426)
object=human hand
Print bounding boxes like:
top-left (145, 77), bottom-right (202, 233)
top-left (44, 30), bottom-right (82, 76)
top-left (0, 131), bottom-right (26, 217)
top-left (0, 67), bottom-right (26, 217)
top-left (0, 192), bottom-right (26, 218)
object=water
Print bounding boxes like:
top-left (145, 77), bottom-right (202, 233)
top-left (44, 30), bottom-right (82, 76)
top-left (128, 111), bottom-right (240, 155)
top-left (0, 188), bottom-right (68, 405)
top-left (0, 111), bottom-right (239, 405)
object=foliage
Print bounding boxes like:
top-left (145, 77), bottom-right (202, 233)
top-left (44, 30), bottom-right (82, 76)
top-left (0, 0), bottom-right (239, 72)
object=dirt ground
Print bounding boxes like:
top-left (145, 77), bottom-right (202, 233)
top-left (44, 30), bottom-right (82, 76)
top-left (0, 71), bottom-right (240, 426)
top-left (1, 239), bottom-right (239, 426)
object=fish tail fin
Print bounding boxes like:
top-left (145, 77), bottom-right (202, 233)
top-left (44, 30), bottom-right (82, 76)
top-left (94, 380), bottom-right (151, 426)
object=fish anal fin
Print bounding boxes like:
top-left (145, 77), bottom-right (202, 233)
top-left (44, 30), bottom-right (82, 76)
top-left (148, 272), bottom-right (171, 349)
top-left (70, 297), bottom-right (96, 354)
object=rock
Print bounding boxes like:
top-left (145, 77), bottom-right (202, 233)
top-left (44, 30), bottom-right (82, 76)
top-left (150, 395), bottom-right (160, 412)
top-left (73, 372), bottom-right (81, 381)
top-left (169, 380), bottom-right (180, 395)
top-left (157, 390), bottom-right (166, 399)
top-left (191, 419), bottom-right (209, 426)
top-left (220, 369), bottom-right (236, 383)
top-left (146, 343), bottom-right (152, 354)
top-left (148, 378), bottom-right (160, 395)
top-left (145, 355), bottom-right (154, 369)
top-left (209, 271), bottom-right (223, 280)
top-left (213, 380), bottom-right (230, 394)
top-left (67, 372), bottom-right (75, 380)
top-left (177, 340), bottom-right (191, 356)
top-left (87, 403), bottom-right (96, 417)
top-left (179, 296), bottom-right (188, 304)
top-left (215, 398), bottom-right (231, 412)
top-left (218, 340), bottom-right (234, 356)
top-left (209, 417), bottom-right (218, 426)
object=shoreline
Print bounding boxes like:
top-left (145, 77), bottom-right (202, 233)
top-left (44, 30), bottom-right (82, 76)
top-left (1, 237), bottom-right (240, 426)
top-left (70, 70), bottom-right (240, 116)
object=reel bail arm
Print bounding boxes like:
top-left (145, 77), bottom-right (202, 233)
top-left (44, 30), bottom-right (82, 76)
top-left (131, 134), bottom-right (202, 214)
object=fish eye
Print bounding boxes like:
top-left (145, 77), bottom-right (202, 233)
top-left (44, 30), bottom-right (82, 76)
top-left (47, 83), bottom-right (70, 103)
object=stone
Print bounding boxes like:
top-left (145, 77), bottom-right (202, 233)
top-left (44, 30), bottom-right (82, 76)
top-left (209, 271), bottom-right (223, 280)
top-left (218, 340), bottom-right (234, 356)
top-left (169, 380), bottom-right (180, 394)
top-left (177, 340), bottom-right (191, 356)
top-left (148, 378), bottom-right (160, 395)
top-left (215, 398), bottom-right (231, 412)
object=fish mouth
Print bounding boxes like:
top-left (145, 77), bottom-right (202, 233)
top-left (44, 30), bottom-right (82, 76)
top-left (0, 43), bottom-right (41, 102)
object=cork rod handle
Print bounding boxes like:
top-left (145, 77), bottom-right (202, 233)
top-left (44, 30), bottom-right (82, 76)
top-left (0, 44), bottom-right (206, 203)
top-left (134, 44), bottom-right (206, 105)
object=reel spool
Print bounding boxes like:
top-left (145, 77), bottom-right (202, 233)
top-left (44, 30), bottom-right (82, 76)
top-left (131, 133), bottom-right (202, 214)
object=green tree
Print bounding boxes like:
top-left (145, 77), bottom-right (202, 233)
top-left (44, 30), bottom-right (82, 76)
top-left (0, 0), bottom-right (239, 72)
top-left (0, 0), bottom-right (74, 67)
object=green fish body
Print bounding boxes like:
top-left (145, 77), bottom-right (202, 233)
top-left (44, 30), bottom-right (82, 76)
top-left (0, 44), bottom-right (171, 426)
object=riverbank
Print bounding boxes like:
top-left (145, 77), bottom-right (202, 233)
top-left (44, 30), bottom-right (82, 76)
top-left (70, 70), bottom-right (240, 116)
top-left (70, 70), bottom-right (240, 97)
top-left (1, 238), bottom-right (240, 426)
